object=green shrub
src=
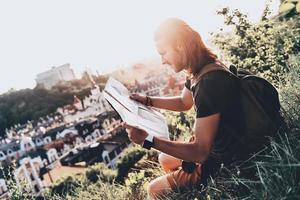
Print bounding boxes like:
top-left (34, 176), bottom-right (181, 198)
top-left (46, 181), bottom-right (130, 200)
top-left (278, 54), bottom-right (300, 127)
top-left (279, 0), bottom-right (300, 16)
top-left (124, 170), bottom-right (149, 200)
top-left (50, 174), bottom-right (84, 197)
top-left (116, 145), bottom-right (147, 183)
top-left (212, 7), bottom-right (300, 85)
top-left (85, 163), bottom-right (117, 183)
top-left (164, 109), bottom-right (195, 141)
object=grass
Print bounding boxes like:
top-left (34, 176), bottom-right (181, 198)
top-left (40, 126), bottom-right (300, 200)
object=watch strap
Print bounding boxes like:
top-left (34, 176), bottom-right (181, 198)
top-left (142, 134), bottom-right (154, 150)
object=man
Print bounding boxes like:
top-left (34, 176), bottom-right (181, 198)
top-left (123, 18), bottom-right (244, 199)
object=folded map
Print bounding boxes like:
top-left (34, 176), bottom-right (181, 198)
top-left (103, 78), bottom-right (169, 140)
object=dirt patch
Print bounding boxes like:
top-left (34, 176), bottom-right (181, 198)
top-left (43, 163), bottom-right (87, 186)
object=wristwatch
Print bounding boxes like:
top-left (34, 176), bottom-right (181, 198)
top-left (142, 134), bottom-right (154, 150)
top-left (181, 160), bottom-right (197, 173)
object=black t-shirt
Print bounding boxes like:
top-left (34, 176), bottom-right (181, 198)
top-left (185, 70), bottom-right (245, 182)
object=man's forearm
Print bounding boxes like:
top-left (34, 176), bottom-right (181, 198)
top-left (150, 96), bottom-right (189, 112)
top-left (152, 136), bottom-right (207, 164)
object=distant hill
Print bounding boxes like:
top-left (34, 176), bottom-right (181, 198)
top-left (0, 75), bottom-right (103, 137)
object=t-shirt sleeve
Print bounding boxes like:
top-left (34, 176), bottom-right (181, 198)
top-left (194, 72), bottom-right (238, 118)
top-left (184, 79), bottom-right (191, 91)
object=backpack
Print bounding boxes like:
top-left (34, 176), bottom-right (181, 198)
top-left (191, 62), bottom-right (283, 156)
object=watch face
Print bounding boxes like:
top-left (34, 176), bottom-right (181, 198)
top-left (181, 161), bottom-right (196, 173)
top-left (142, 139), bottom-right (153, 150)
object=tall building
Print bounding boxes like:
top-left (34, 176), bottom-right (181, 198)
top-left (36, 63), bottom-right (76, 89)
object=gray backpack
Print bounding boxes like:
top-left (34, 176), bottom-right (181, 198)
top-left (191, 62), bottom-right (283, 156)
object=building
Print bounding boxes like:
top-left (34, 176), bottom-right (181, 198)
top-left (60, 130), bottom-right (130, 169)
top-left (0, 178), bottom-right (8, 199)
top-left (59, 85), bottom-right (112, 123)
top-left (35, 63), bottom-right (76, 89)
top-left (14, 157), bottom-right (46, 196)
top-left (74, 118), bottom-right (101, 140)
top-left (0, 136), bottom-right (37, 165)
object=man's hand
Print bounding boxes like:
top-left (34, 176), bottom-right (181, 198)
top-left (130, 93), bottom-right (147, 105)
top-left (122, 122), bottom-right (149, 145)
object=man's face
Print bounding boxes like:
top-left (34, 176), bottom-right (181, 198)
top-left (155, 39), bottom-right (185, 73)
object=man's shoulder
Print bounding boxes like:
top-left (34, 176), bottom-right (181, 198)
top-left (202, 70), bottom-right (234, 81)
top-left (193, 70), bottom-right (237, 91)
top-left (193, 70), bottom-right (240, 118)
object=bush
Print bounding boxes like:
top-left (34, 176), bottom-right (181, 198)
top-left (85, 163), bottom-right (116, 183)
top-left (46, 181), bottom-right (130, 200)
top-left (116, 145), bottom-right (147, 183)
top-left (278, 54), bottom-right (300, 127)
top-left (164, 109), bottom-right (195, 141)
top-left (50, 174), bottom-right (84, 197)
top-left (124, 170), bottom-right (149, 200)
top-left (212, 7), bottom-right (300, 85)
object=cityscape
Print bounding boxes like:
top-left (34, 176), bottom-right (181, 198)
top-left (0, 62), bottom-right (186, 198)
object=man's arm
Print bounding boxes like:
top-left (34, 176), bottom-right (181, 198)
top-left (124, 113), bottom-right (220, 163)
top-left (131, 87), bottom-right (193, 112)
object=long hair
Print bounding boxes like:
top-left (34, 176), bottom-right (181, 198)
top-left (154, 18), bottom-right (217, 76)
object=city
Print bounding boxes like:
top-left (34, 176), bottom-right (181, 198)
top-left (0, 62), bottom-right (186, 198)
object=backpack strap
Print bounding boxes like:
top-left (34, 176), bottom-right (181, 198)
top-left (190, 61), bottom-right (230, 90)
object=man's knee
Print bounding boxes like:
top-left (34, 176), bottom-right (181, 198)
top-left (147, 176), bottom-right (172, 199)
top-left (147, 180), bottom-right (156, 198)
top-left (158, 153), bottom-right (172, 172)
top-left (148, 179), bottom-right (163, 199)
top-left (158, 153), bottom-right (181, 172)
top-left (158, 153), bottom-right (167, 166)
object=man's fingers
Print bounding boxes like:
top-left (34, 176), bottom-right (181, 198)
top-left (130, 94), bottom-right (144, 103)
top-left (123, 123), bottom-right (133, 140)
top-left (122, 122), bottom-right (134, 129)
top-left (127, 133), bottom-right (133, 140)
top-left (130, 93), bottom-right (138, 100)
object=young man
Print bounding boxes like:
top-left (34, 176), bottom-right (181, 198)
top-left (123, 18), bottom-right (244, 199)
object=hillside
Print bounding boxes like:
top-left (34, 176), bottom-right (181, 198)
top-left (4, 2), bottom-right (300, 200)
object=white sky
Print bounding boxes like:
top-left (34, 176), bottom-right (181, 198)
top-left (0, 0), bottom-right (280, 94)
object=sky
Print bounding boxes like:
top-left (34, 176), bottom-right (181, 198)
top-left (0, 0), bottom-right (280, 94)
